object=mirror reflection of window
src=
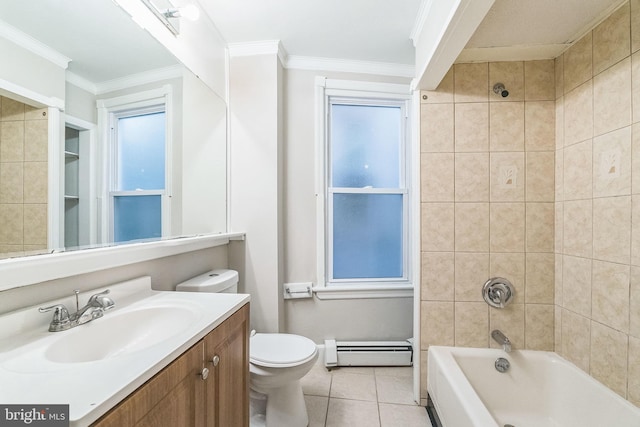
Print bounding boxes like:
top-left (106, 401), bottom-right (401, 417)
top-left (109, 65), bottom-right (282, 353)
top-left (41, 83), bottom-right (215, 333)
top-left (110, 108), bottom-right (167, 243)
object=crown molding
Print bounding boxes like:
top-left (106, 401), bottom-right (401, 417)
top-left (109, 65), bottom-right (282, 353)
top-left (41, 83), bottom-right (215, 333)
top-left (286, 56), bottom-right (414, 78)
top-left (98, 65), bottom-right (183, 95)
top-left (227, 40), bottom-right (287, 64)
top-left (410, 0), bottom-right (431, 47)
top-left (65, 71), bottom-right (97, 94)
top-left (0, 19), bottom-right (70, 69)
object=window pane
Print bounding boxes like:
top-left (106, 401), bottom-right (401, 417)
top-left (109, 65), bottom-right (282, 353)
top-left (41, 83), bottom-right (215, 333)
top-left (113, 195), bottom-right (161, 242)
top-left (117, 112), bottom-right (166, 190)
top-left (330, 104), bottom-right (401, 188)
top-left (332, 193), bottom-right (403, 279)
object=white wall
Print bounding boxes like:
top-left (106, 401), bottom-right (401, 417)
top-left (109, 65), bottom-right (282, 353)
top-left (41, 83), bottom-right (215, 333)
top-left (228, 54), bottom-right (284, 333)
top-left (282, 68), bottom-right (414, 343)
top-left (65, 82), bottom-right (97, 123)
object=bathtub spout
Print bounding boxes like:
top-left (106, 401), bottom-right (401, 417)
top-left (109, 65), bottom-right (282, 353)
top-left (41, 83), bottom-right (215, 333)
top-left (491, 329), bottom-right (511, 353)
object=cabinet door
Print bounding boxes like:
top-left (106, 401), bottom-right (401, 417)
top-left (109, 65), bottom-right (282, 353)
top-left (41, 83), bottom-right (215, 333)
top-left (204, 304), bottom-right (250, 427)
top-left (92, 342), bottom-right (206, 427)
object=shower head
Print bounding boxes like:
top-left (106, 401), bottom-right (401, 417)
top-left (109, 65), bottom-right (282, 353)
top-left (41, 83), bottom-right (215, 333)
top-left (493, 83), bottom-right (509, 98)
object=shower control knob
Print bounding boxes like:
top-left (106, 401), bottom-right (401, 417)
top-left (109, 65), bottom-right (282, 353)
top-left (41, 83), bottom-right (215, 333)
top-left (200, 367), bottom-right (209, 380)
top-left (211, 355), bottom-right (220, 367)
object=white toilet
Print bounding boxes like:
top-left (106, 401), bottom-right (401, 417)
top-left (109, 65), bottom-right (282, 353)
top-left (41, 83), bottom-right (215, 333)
top-left (176, 269), bottom-right (318, 427)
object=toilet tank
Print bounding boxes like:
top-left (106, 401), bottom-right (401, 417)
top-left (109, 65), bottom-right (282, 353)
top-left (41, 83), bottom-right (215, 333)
top-left (175, 269), bottom-right (238, 293)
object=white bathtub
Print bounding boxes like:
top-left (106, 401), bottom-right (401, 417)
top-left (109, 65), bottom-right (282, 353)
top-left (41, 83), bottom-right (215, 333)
top-left (427, 346), bottom-right (640, 427)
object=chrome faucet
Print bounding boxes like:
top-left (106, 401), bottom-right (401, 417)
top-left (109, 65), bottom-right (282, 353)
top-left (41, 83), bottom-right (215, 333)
top-left (39, 289), bottom-right (115, 332)
top-left (491, 329), bottom-right (511, 353)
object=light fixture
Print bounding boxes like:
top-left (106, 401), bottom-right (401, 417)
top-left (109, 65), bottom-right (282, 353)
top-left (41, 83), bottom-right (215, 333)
top-left (140, 0), bottom-right (200, 36)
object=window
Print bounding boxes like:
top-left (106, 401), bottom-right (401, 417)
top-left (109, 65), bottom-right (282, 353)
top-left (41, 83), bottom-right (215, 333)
top-left (97, 86), bottom-right (172, 244)
top-left (316, 79), bottom-right (412, 295)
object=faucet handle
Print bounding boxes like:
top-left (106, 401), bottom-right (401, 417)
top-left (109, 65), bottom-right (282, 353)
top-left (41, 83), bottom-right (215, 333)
top-left (89, 289), bottom-right (115, 310)
top-left (38, 304), bottom-right (71, 331)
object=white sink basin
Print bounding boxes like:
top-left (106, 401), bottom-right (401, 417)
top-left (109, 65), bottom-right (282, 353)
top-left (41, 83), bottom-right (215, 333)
top-left (44, 306), bottom-right (197, 363)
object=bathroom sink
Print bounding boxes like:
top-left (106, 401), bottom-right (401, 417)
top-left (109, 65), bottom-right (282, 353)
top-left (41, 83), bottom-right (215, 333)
top-left (43, 306), bottom-right (197, 363)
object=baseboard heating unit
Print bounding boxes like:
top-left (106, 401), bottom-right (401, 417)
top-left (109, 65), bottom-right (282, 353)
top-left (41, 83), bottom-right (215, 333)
top-left (324, 339), bottom-right (413, 368)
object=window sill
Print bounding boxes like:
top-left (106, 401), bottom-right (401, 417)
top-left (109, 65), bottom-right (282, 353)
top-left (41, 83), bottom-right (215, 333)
top-left (312, 284), bottom-right (413, 300)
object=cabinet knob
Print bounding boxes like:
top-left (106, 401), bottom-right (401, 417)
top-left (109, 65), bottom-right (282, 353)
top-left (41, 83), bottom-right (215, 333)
top-left (211, 355), bottom-right (220, 367)
top-left (199, 367), bottom-right (209, 380)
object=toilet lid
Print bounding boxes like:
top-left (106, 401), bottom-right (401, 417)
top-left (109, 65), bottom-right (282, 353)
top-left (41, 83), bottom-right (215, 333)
top-left (250, 333), bottom-right (317, 367)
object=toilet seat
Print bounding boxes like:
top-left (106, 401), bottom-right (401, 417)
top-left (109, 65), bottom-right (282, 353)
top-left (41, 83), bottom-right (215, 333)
top-left (250, 333), bottom-right (317, 368)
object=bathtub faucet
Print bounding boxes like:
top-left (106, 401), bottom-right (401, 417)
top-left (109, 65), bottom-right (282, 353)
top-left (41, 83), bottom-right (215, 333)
top-left (491, 329), bottom-right (511, 353)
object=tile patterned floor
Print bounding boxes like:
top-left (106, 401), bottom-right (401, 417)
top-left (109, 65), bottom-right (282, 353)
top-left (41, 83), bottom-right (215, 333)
top-left (300, 364), bottom-right (433, 427)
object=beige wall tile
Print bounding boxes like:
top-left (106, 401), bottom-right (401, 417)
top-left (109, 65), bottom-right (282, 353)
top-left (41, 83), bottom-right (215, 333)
top-left (564, 81), bottom-right (594, 146)
top-left (629, 336), bottom-right (640, 406)
top-left (593, 126), bottom-right (632, 197)
top-left (1, 97), bottom-right (25, 121)
top-left (524, 60), bottom-right (555, 101)
top-left (561, 309), bottom-right (591, 373)
top-left (590, 321), bottom-right (629, 397)
top-left (454, 103), bottom-right (488, 152)
top-left (420, 350), bottom-right (428, 400)
top-left (525, 252), bottom-right (554, 304)
top-left (421, 301), bottom-right (454, 349)
top-left (421, 153), bottom-right (454, 202)
top-left (489, 62), bottom-right (524, 102)
top-left (593, 196), bottom-right (631, 265)
top-left (633, 53), bottom-right (640, 123)
top-left (455, 302), bottom-right (489, 347)
top-left (489, 252), bottom-right (525, 304)
top-left (563, 199), bottom-right (593, 258)
top-left (0, 162), bottom-right (23, 203)
top-left (421, 104), bottom-right (454, 152)
top-left (633, 0), bottom-right (640, 53)
top-left (1, 122), bottom-right (24, 162)
top-left (634, 197), bottom-right (640, 266)
top-left (631, 267), bottom-right (640, 337)
top-left (526, 202), bottom-right (554, 252)
top-left (526, 151), bottom-right (555, 201)
top-left (555, 97), bottom-right (564, 150)
top-left (555, 147), bottom-right (564, 201)
top-left (23, 204), bottom-right (47, 245)
top-left (421, 252), bottom-right (455, 301)
top-left (555, 305), bottom-right (563, 352)
top-left (564, 32), bottom-right (593, 94)
top-left (634, 124), bottom-right (640, 193)
top-left (455, 252), bottom-right (489, 302)
top-left (421, 67), bottom-right (453, 104)
top-left (490, 202), bottom-right (525, 252)
top-left (24, 120), bottom-right (48, 162)
top-left (563, 139), bottom-right (593, 200)
top-left (593, 57), bottom-right (632, 136)
top-left (24, 106), bottom-right (47, 121)
top-left (562, 255), bottom-right (593, 317)
top-left (555, 56), bottom-right (565, 100)
top-left (593, 2), bottom-right (631, 75)
top-left (489, 303), bottom-right (524, 350)
top-left (0, 204), bottom-right (23, 244)
top-left (525, 101), bottom-right (555, 151)
top-left (455, 153), bottom-right (489, 202)
top-left (490, 152), bottom-right (525, 202)
top-left (454, 63), bottom-right (489, 103)
top-left (555, 253), bottom-right (563, 306)
top-left (421, 203), bottom-right (454, 252)
top-left (489, 102), bottom-right (525, 151)
top-left (592, 260), bottom-right (630, 333)
top-left (525, 304), bottom-right (554, 351)
top-left (455, 203), bottom-right (489, 252)
top-left (23, 162), bottom-right (47, 204)
top-left (555, 202), bottom-right (564, 253)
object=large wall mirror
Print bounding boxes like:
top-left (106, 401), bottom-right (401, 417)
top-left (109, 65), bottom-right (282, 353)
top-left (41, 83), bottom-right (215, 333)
top-left (0, 0), bottom-right (227, 260)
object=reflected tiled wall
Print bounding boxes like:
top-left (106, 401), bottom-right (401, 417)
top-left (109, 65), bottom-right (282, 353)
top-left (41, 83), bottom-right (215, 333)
top-left (0, 96), bottom-right (48, 258)
top-left (419, 59), bottom-right (556, 402)
top-left (555, 1), bottom-right (640, 405)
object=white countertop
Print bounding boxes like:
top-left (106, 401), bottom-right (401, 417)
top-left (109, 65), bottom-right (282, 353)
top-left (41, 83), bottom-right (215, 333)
top-left (0, 277), bottom-right (250, 426)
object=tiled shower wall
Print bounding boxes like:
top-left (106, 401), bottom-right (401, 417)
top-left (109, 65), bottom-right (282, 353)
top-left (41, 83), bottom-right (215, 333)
top-left (419, 59), bottom-right (556, 402)
top-left (555, 0), bottom-right (640, 405)
top-left (0, 96), bottom-right (48, 258)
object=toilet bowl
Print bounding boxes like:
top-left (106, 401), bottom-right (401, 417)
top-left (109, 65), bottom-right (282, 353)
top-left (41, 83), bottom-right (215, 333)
top-left (176, 270), bottom-right (318, 427)
top-left (250, 332), bottom-right (318, 427)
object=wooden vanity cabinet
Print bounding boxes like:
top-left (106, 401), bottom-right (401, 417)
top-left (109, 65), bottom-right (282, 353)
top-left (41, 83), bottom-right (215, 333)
top-left (92, 304), bottom-right (249, 427)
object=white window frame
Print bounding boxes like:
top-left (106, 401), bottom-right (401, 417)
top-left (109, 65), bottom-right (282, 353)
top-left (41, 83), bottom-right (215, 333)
top-left (314, 77), bottom-right (414, 299)
top-left (97, 86), bottom-right (173, 244)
